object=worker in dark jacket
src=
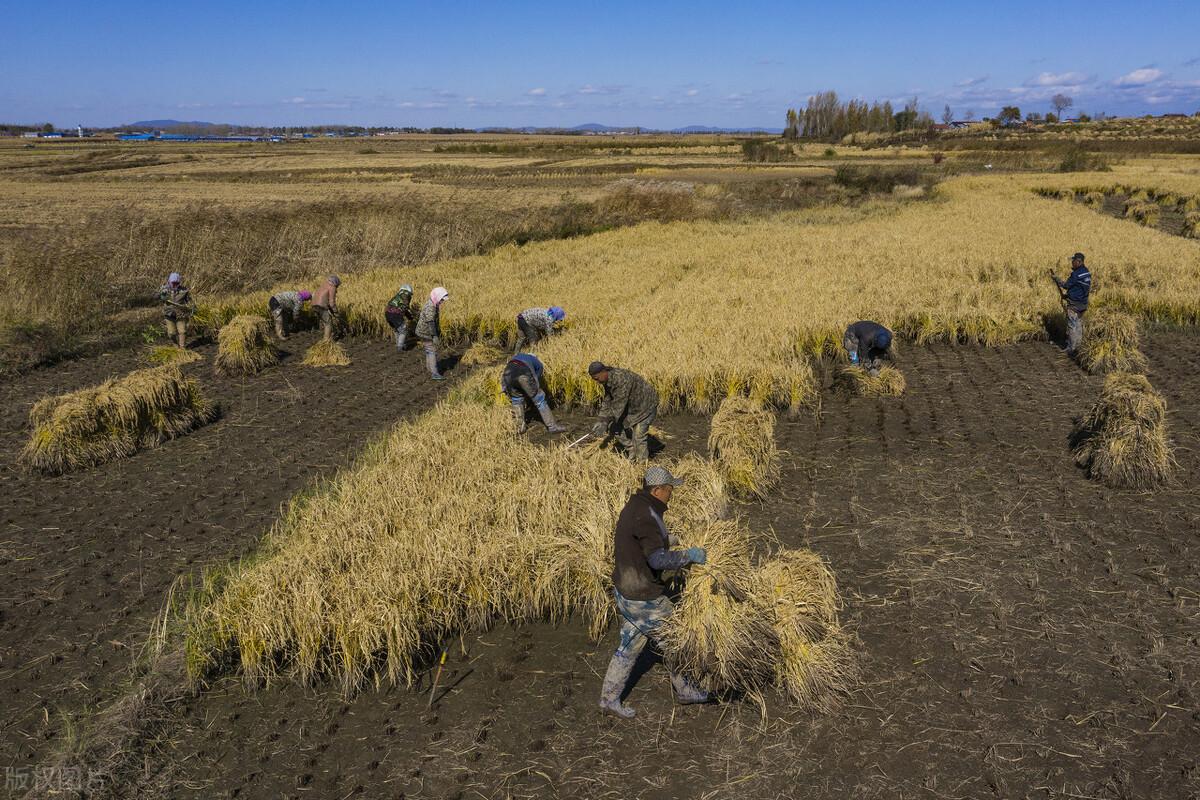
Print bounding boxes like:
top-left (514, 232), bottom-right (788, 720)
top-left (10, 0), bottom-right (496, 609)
top-left (599, 465), bottom-right (710, 718)
top-left (1051, 252), bottom-right (1093, 356)
top-left (502, 354), bottom-right (566, 434)
top-left (385, 284), bottom-right (416, 351)
top-left (588, 362), bottom-right (659, 462)
top-left (513, 306), bottom-right (566, 352)
top-left (842, 320), bottom-right (893, 376)
top-left (159, 272), bottom-right (194, 349)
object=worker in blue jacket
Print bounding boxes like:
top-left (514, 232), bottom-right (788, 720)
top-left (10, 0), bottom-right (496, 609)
top-left (501, 354), bottom-right (566, 434)
top-left (1050, 252), bottom-right (1093, 356)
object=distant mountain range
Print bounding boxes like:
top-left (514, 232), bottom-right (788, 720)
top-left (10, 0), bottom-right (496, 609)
top-left (122, 119), bottom-right (782, 135)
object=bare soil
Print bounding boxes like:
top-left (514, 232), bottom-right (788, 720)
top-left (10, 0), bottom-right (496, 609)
top-left (4, 333), bottom-right (1200, 799)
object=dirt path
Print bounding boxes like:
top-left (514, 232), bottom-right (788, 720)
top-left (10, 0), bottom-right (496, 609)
top-left (71, 334), bottom-right (1193, 800)
top-left (0, 331), bottom-right (452, 775)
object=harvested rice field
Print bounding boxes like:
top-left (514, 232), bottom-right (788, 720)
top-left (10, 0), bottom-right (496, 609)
top-left (2, 332), bottom-right (1198, 798)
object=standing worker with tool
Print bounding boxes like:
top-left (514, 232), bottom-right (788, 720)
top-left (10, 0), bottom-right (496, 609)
top-left (1050, 252), bottom-right (1092, 357)
top-left (268, 289), bottom-right (312, 339)
top-left (513, 306), bottom-right (566, 353)
top-left (385, 283), bottom-right (416, 351)
top-left (842, 320), bottom-right (894, 377)
top-left (312, 275), bottom-right (341, 342)
top-left (159, 272), bottom-right (194, 349)
top-left (416, 286), bottom-right (449, 381)
top-left (599, 465), bottom-right (710, 719)
top-left (502, 353), bottom-right (566, 434)
top-left (588, 361), bottom-right (659, 462)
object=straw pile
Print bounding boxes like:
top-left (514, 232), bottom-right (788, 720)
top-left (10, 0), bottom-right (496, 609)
top-left (144, 345), bottom-right (202, 367)
top-left (301, 339), bottom-right (351, 367)
top-left (1082, 191), bottom-right (1105, 209)
top-left (1071, 372), bottom-right (1175, 489)
top-left (21, 365), bottom-right (217, 474)
top-left (1183, 211), bottom-right (1200, 239)
top-left (183, 399), bottom-right (849, 708)
top-left (1075, 309), bottom-right (1147, 374)
top-left (708, 396), bottom-right (780, 499)
top-left (459, 341), bottom-right (508, 367)
top-left (214, 315), bottom-right (278, 376)
top-left (1124, 200), bottom-right (1160, 227)
top-left (836, 365), bottom-right (906, 397)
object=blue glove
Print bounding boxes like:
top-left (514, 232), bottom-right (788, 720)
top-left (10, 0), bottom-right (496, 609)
top-left (849, 351), bottom-right (859, 364)
top-left (684, 547), bottom-right (707, 565)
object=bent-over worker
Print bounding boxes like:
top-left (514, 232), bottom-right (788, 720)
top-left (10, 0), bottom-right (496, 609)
top-left (385, 284), bottom-right (416, 351)
top-left (599, 465), bottom-right (710, 719)
top-left (312, 275), bottom-right (340, 341)
top-left (843, 320), bottom-right (893, 377)
top-left (268, 290), bottom-right (312, 339)
top-left (159, 272), bottom-right (194, 349)
top-left (588, 361), bottom-right (658, 462)
top-left (513, 306), bottom-right (566, 352)
top-left (1051, 252), bottom-right (1092, 356)
top-left (502, 353), bottom-right (566, 434)
top-left (416, 287), bottom-right (449, 380)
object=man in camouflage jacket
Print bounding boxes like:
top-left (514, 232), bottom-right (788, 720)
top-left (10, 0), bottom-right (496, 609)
top-left (588, 361), bottom-right (658, 462)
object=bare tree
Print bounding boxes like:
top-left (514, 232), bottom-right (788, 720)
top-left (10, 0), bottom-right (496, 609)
top-left (942, 104), bottom-right (953, 125)
top-left (1052, 93), bottom-right (1073, 120)
top-left (965, 109), bottom-right (976, 122)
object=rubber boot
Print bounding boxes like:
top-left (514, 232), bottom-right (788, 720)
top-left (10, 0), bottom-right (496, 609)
top-left (274, 314), bottom-right (287, 340)
top-left (598, 652), bottom-right (637, 719)
top-left (671, 675), bottom-right (711, 706)
top-left (425, 341), bottom-right (443, 380)
top-left (534, 395), bottom-right (565, 434)
top-left (511, 398), bottom-right (528, 434)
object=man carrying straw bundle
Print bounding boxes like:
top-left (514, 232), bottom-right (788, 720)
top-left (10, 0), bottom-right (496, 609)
top-left (589, 361), bottom-right (658, 462)
top-left (312, 275), bottom-right (341, 342)
top-left (416, 286), bottom-right (449, 381)
top-left (268, 289), bottom-right (311, 339)
top-left (599, 465), bottom-right (710, 719)
top-left (385, 283), bottom-right (416, 351)
top-left (842, 320), bottom-right (893, 376)
top-left (501, 353), bottom-right (566, 434)
top-left (159, 272), bottom-right (194, 349)
top-left (1050, 252), bottom-right (1092, 356)
top-left (512, 306), bottom-right (566, 353)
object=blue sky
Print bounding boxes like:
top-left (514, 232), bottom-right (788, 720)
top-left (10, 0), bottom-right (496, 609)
top-left (4, 1), bottom-right (1199, 128)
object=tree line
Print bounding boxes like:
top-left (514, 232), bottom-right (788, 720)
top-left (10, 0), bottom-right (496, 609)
top-left (784, 91), bottom-right (934, 141)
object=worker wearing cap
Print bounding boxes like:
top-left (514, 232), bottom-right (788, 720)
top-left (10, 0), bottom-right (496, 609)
top-left (513, 306), bottom-right (566, 353)
top-left (599, 465), bottom-right (710, 719)
top-left (312, 275), bottom-right (341, 341)
top-left (268, 289), bottom-right (312, 339)
top-left (159, 272), bottom-right (194, 349)
top-left (385, 283), bottom-right (416, 351)
top-left (502, 353), bottom-right (566, 434)
top-left (842, 320), bottom-right (894, 377)
top-left (588, 362), bottom-right (658, 462)
top-left (1051, 253), bottom-right (1093, 356)
top-left (416, 287), bottom-right (449, 380)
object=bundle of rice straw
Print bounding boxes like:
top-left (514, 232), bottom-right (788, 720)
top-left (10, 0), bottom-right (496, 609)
top-left (302, 339), bottom-right (351, 367)
top-left (708, 396), bottom-right (780, 499)
top-left (1075, 309), bottom-right (1146, 374)
top-left (214, 315), bottom-right (278, 375)
top-left (1071, 371), bottom-right (1175, 489)
top-left (459, 341), bottom-right (508, 367)
top-left (144, 345), bottom-right (202, 366)
top-left (21, 365), bottom-right (217, 474)
top-left (1183, 211), bottom-right (1200, 239)
top-left (835, 365), bottom-right (906, 397)
top-left (1123, 200), bottom-right (1160, 227)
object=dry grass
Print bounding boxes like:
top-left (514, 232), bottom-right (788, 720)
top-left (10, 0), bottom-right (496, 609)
top-left (459, 340), bottom-right (509, 366)
top-left (1072, 372), bottom-right (1176, 489)
top-left (143, 344), bottom-right (202, 366)
top-left (301, 339), bottom-right (352, 367)
top-left (214, 315), bottom-right (278, 375)
top-left (708, 396), bottom-right (781, 499)
top-left (1184, 211), bottom-right (1200, 239)
top-left (835, 365), bottom-right (906, 397)
top-left (1076, 308), bottom-right (1147, 374)
top-left (1123, 200), bottom-right (1161, 227)
top-left (20, 365), bottom-right (217, 474)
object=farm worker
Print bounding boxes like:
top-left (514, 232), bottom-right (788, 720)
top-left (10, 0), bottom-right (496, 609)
top-left (842, 320), bottom-right (893, 377)
top-left (501, 353), bottom-right (566, 434)
top-left (416, 287), bottom-right (449, 381)
top-left (588, 361), bottom-right (659, 462)
top-left (599, 465), bottom-right (710, 719)
top-left (1051, 252), bottom-right (1093, 356)
top-left (268, 290), bottom-right (312, 340)
top-left (385, 284), bottom-right (416, 351)
top-left (158, 272), bottom-right (194, 349)
top-left (513, 306), bottom-right (566, 353)
top-left (312, 275), bottom-right (340, 341)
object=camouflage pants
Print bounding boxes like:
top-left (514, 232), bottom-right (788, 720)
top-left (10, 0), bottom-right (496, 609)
top-left (599, 592), bottom-right (704, 705)
top-left (270, 306), bottom-right (292, 338)
top-left (614, 409), bottom-right (656, 462)
top-left (1066, 307), bottom-right (1085, 354)
top-left (164, 318), bottom-right (189, 338)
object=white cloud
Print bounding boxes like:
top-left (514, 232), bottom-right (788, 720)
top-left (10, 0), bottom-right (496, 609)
top-left (685, 88), bottom-right (699, 97)
top-left (1025, 71), bottom-right (1089, 87)
top-left (956, 76), bottom-right (989, 87)
top-left (526, 87), bottom-right (546, 96)
top-left (575, 84), bottom-right (624, 96)
top-left (1113, 68), bottom-right (1164, 86)
top-left (282, 96), bottom-right (307, 104)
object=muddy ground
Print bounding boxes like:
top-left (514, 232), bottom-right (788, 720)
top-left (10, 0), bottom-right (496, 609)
top-left (3, 332), bottom-right (1200, 799)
